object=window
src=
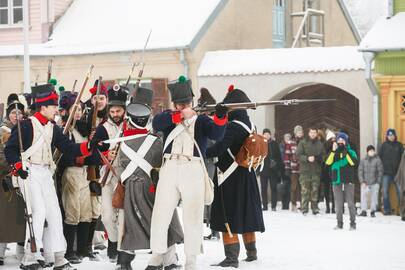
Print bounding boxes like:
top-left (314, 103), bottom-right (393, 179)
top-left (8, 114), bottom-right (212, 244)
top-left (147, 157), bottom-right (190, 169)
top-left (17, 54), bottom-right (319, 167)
top-left (272, 0), bottom-right (285, 48)
top-left (0, 0), bottom-right (23, 26)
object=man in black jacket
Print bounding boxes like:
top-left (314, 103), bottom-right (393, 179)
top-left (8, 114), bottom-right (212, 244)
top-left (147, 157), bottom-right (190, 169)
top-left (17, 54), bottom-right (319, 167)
top-left (258, 129), bottom-right (285, 211)
top-left (379, 129), bottom-right (404, 215)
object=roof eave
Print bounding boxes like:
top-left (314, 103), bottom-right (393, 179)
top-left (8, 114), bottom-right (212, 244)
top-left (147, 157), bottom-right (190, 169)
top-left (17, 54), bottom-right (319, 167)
top-left (358, 47), bottom-right (405, 53)
top-left (337, 0), bottom-right (362, 44)
top-left (188, 0), bottom-right (229, 51)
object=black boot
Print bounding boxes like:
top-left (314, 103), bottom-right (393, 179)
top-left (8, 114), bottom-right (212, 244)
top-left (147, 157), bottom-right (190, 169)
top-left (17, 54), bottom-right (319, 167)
top-left (116, 251), bottom-right (135, 270)
top-left (19, 263), bottom-right (41, 270)
top-left (350, 222), bottom-right (356, 231)
top-left (76, 222), bottom-right (91, 257)
top-left (107, 240), bottom-right (118, 263)
top-left (243, 242), bottom-right (257, 262)
top-left (85, 219), bottom-right (101, 261)
top-left (212, 243), bottom-right (240, 268)
top-left (334, 222), bottom-right (343, 230)
top-left (326, 204), bottom-right (331, 214)
top-left (64, 223), bottom-right (82, 264)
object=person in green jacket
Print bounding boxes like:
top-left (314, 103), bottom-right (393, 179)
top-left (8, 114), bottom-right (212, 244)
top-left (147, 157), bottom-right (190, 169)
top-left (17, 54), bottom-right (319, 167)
top-left (325, 132), bottom-right (358, 230)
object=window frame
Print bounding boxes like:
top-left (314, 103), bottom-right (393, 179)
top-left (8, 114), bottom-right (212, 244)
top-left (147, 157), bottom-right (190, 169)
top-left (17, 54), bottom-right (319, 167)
top-left (0, 0), bottom-right (24, 27)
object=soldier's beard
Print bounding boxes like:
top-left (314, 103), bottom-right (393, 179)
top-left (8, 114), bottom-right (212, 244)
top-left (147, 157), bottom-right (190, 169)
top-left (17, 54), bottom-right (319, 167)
top-left (110, 116), bottom-right (124, 125)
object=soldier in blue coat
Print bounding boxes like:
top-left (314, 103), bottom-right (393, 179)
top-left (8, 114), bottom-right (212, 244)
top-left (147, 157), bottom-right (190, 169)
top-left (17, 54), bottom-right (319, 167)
top-left (5, 84), bottom-right (92, 270)
top-left (150, 76), bottom-right (227, 270)
top-left (206, 86), bottom-right (265, 268)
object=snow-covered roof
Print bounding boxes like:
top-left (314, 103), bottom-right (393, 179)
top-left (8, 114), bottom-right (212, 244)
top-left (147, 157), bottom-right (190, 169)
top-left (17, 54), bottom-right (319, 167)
top-left (359, 12), bottom-right (405, 52)
top-left (0, 0), bottom-right (224, 57)
top-left (342, 0), bottom-right (387, 38)
top-left (198, 46), bottom-right (365, 77)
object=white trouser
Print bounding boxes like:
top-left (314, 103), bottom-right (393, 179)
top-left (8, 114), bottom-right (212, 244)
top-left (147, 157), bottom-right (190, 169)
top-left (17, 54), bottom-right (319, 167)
top-left (101, 176), bottom-right (119, 242)
top-left (19, 164), bottom-right (66, 266)
top-left (148, 244), bottom-right (178, 267)
top-left (150, 158), bottom-right (205, 269)
top-left (117, 209), bottom-right (125, 250)
top-left (361, 183), bottom-right (380, 212)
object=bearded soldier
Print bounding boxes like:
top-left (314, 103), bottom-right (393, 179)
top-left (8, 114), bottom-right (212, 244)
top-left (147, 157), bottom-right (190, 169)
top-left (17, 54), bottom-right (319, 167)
top-left (0, 94), bottom-right (26, 266)
top-left (150, 76), bottom-right (227, 270)
top-left (84, 80), bottom-right (108, 257)
top-left (58, 92), bottom-right (93, 264)
top-left (92, 85), bottom-right (127, 262)
top-left (4, 84), bottom-right (93, 270)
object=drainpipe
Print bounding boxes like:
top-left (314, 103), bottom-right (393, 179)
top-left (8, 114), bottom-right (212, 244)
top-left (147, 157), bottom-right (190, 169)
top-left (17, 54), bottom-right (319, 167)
top-left (363, 51), bottom-right (379, 148)
top-left (387, 0), bottom-right (394, 18)
top-left (179, 49), bottom-right (189, 77)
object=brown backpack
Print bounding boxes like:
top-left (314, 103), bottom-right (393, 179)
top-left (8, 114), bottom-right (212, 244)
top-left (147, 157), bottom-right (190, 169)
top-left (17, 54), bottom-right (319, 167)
top-left (232, 120), bottom-right (268, 170)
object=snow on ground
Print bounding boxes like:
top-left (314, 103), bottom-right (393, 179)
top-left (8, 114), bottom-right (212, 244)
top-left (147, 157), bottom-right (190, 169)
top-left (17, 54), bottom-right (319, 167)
top-left (2, 203), bottom-right (405, 270)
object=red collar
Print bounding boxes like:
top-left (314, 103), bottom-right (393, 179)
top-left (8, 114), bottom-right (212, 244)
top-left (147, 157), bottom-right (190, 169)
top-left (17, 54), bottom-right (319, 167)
top-left (33, 112), bottom-right (49, 125)
top-left (123, 128), bottom-right (148, 137)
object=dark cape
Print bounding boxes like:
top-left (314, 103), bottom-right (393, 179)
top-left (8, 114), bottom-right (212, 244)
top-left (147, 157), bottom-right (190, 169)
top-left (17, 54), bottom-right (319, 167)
top-left (0, 123), bottom-right (26, 243)
top-left (118, 133), bottom-right (184, 251)
top-left (206, 110), bottom-right (265, 234)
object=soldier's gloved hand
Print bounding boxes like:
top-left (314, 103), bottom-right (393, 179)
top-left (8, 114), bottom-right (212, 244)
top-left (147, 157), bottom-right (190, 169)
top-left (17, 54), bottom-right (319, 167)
top-left (13, 162), bottom-right (28, 179)
top-left (89, 181), bottom-right (102, 196)
top-left (215, 102), bottom-right (228, 118)
top-left (2, 177), bottom-right (14, 192)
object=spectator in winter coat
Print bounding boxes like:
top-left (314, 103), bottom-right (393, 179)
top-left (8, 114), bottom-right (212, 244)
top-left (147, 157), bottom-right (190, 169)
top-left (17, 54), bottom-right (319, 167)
top-left (297, 127), bottom-right (326, 215)
top-left (394, 151), bottom-right (405, 221)
top-left (379, 129), bottom-right (404, 215)
top-left (320, 130), bottom-right (336, 214)
top-left (289, 125), bottom-right (304, 211)
top-left (258, 129), bottom-right (286, 211)
top-left (358, 145), bottom-right (383, 217)
top-left (326, 132), bottom-right (358, 230)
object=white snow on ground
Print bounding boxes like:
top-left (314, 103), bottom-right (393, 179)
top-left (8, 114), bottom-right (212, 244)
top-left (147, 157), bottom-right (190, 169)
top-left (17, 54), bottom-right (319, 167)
top-left (2, 203), bottom-right (405, 270)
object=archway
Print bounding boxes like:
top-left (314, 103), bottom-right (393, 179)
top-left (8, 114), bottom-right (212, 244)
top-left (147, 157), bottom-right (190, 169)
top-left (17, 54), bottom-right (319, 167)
top-left (275, 83), bottom-right (360, 151)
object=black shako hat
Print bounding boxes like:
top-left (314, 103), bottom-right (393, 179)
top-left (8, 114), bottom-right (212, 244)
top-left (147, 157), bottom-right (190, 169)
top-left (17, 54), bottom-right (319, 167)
top-left (223, 85), bottom-right (251, 104)
top-left (108, 84), bottom-right (128, 107)
top-left (31, 83), bottom-right (59, 107)
top-left (168, 75), bottom-right (194, 104)
top-left (6, 93), bottom-right (25, 116)
top-left (127, 87), bottom-right (153, 128)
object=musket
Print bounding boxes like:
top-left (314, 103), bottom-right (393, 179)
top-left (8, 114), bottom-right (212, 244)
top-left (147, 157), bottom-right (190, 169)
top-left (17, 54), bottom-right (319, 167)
top-left (87, 76), bottom-right (102, 181)
top-left (47, 59), bottom-right (53, 82)
top-left (194, 98), bottom-right (336, 112)
top-left (71, 79), bottom-right (78, 93)
top-left (15, 103), bottom-right (37, 253)
top-left (53, 65), bottom-right (94, 162)
top-left (100, 31), bottom-right (152, 187)
top-left (125, 30), bottom-right (152, 92)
